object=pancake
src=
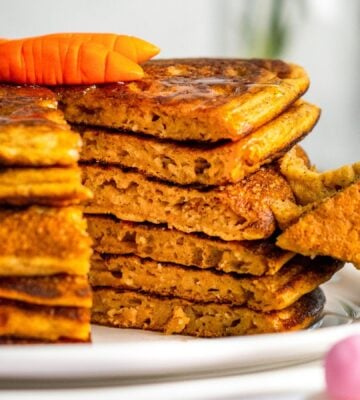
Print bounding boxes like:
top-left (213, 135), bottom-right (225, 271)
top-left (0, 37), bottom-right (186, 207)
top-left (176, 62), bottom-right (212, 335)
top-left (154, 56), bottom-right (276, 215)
top-left (0, 336), bottom-right (91, 346)
top-left (82, 165), bottom-right (296, 241)
top-left (0, 336), bottom-right (90, 344)
top-left (0, 127), bottom-right (81, 167)
top-left (87, 215), bottom-right (293, 276)
top-left (0, 84), bottom-right (57, 108)
top-left (90, 253), bottom-right (341, 311)
top-left (79, 101), bottom-right (320, 185)
top-left (0, 206), bottom-right (92, 276)
top-left (0, 299), bottom-right (90, 342)
top-left (0, 167), bottom-right (92, 206)
top-left (277, 180), bottom-right (360, 267)
top-left (280, 146), bottom-right (360, 205)
top-left (56, 58), bottom-right (309, 142)
top-left (92, 288), bottom-right (325, 337)
top-left (0, 274), bottom-right (92, 307)
top-left (0, 84), bottom-right (81, 166)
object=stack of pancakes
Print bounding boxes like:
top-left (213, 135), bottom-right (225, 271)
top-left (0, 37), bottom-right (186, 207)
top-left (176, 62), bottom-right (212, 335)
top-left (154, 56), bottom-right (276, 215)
top-left (56, 59), bottom-right (343, 337)
top-left (0, 85), bottom-right (92, 343)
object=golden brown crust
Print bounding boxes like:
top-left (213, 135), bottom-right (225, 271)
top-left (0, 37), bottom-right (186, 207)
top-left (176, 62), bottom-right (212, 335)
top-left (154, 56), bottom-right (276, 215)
top-left (82, 164), bottom-right (296, 241)
top-left (0, 274), bottom-right (92, 307)
top-left (90, 253), bottom-right (341, 311)
top-left (87, 215), bottom-right (293, 276)
top-left (79, 101), bottom-right (320, 185)
top-left (57, 58), bottom-right (309, 142)
top-left (0, 206), bottom-right (92, 276)
top-left (0, 299), bottom-right (90, 341)
top-left (92, 288), bottom-right (325, 337)
top-left (0, 84), bottom-right (57, 106)
top-left (0, 167), bottom-right (92, 206)
top-left (277, 180), bottom-right (360, 266)
top-left (0, 84), bottom-right (81, 166)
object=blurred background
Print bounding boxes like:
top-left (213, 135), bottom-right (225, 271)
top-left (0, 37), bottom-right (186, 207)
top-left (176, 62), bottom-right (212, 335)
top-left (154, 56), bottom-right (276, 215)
top-left (0, 0), bottom-right (359, 169)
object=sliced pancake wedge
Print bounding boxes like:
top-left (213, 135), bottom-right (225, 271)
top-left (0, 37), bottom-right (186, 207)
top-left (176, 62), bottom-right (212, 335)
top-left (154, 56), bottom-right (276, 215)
top-left (90, 253), bottom-right (341, 311)
top-left (82, 165), bottom-right (296, 241)
top-left (277, 180), bottom-right (360, 267)
top-left (79, 101), bottom-right (320, 185)
top-left (0, 299), bottom-right (90, 342)
top-left (0, 275), bottom-right (92, 307)
top-left (0, 167), bottom-right (92, 206)
top-left (0, 206), bottom-right (92, 276)
top-left (0, 84), bottom-right (81, 166)
top-left (92, 288), bottom-right (325, 337)
top-left (279, 146), bottom-right (360, 205)
top-left (57, 58), bottom-right (309, 142)
top-left (87, 215), bottom-right (293, 276)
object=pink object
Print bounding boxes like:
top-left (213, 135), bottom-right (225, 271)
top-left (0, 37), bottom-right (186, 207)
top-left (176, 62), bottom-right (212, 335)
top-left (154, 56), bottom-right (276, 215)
top-left (325, 335), bottom-right (360, 400)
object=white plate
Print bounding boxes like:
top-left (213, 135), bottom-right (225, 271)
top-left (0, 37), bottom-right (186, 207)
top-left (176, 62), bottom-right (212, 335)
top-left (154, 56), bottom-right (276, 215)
top-left (0, 264), bottom-right (359, 382)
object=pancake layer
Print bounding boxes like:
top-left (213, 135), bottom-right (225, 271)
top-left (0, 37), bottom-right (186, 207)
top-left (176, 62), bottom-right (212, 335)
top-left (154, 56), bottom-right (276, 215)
top-left (92, 288), bottom-right (325, 337)
top-left (0, 206), bottom-right (92, 276)
top-left (0, 274), bottom-right (92, 307)
top-left (0, 167), bottom-right (92, 206)
top-left (90, 254), bottom-right (341, 311)
top-left (57, 58), bottom-right (309, 142)
top-left (79, 101), bottom-right (319, 185)
top-left (82, 165), bottom-right (295, 241)
top-left (0, 299), bottom-right (90, 341)
top-left (87, 215), bottom-right (293, 276)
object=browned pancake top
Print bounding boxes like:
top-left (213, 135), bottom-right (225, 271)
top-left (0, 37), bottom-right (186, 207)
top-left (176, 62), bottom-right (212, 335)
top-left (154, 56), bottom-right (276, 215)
top-left (0, 84), bottom-right (67, 130)
top-left (56, 58), bottom-right (310, 142)
top-left (58, 59), bottom-right (294, 109)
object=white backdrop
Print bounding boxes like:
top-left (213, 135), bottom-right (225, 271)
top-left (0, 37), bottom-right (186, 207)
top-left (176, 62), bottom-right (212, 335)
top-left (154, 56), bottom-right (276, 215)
top-left (0, 0), bottom-right (358, 169)
top-left (0, 0), bottom-right (221, 57)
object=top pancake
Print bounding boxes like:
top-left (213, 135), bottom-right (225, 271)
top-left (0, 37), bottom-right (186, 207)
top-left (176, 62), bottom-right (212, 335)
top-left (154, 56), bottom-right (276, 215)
top-left (0, 84), bottom-right (81, 166)
top-left (56, 58), bottom-right (309, 142)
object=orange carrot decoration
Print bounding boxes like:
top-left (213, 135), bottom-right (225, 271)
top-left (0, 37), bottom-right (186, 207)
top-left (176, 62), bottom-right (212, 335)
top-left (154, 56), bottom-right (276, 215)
top-left (0, 33), bottom-right (160, 85)
top-left (41, 33), bottom-right (160, 64)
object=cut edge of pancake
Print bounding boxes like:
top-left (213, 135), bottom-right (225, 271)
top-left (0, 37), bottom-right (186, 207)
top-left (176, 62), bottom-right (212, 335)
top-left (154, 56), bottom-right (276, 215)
top-left (91, 288), bottom-right (325, 337)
